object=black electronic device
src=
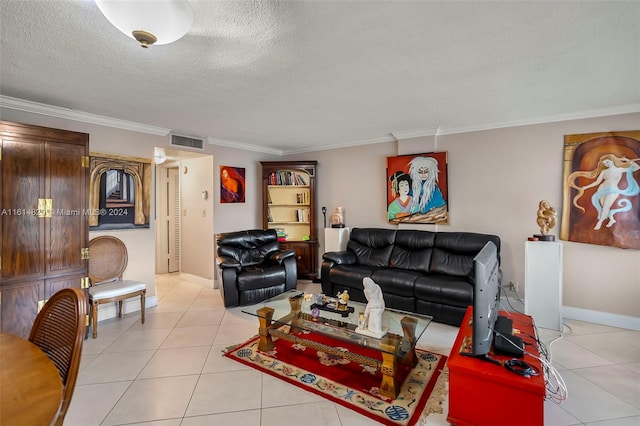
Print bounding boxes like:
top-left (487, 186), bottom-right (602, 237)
top-left (469, 241), bottom-right (501, 357)
top-left (494, 333), bottom-right (524, 357)
top-left (494, 315), bottom-right (513, 336)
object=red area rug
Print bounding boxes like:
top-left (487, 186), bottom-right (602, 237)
top-left (224, 329), bottom-right (448, 425)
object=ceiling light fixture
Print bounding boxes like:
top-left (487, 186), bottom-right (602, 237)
top-left (95, 0), bottom-right (194, 48)
top-left (154, 152), bottom-right (167, 164)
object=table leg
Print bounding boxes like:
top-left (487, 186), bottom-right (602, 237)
top-left (288, 295), bottom-right (303, 331)
top-left (379, 335), bottom-right (400, 399)
top-left (256, 307), bottom-right (275, 352)
top-left (400, 316), bottom-right (418, 367)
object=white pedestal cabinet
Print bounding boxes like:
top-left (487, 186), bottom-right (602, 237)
top-left (324, 227), bottom-right (350, 253)
top-left (524, 241), bottom-right (563, 331)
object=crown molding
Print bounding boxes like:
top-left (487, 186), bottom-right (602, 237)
top-left (0, 95), bottom-right (172, 136)
top-left (435, 104), bottom-right (640, 136)
top-left (283, 134), bottom-right (398, 155)
top-left (3, 95), bottom-right (637, 153)
top-left (206, 136), bottom-right (283, 155)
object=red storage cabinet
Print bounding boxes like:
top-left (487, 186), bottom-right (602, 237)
top-left (447, 307), bottom-right (546, 426)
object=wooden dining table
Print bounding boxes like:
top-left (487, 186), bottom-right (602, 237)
top-left (0, 332), bottom-right (63, 426)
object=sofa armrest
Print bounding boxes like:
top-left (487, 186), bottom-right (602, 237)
top-left (322, 250), bottom-right (357, 265)
top-left (217, 256), bottom-right (241, 270)
top-left (267, 249), bottom-right (295, 265)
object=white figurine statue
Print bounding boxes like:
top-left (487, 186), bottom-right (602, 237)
top-left (330, 206), bottom-right (345, 227)
top-left (362, 277), bottom-right (385, 334)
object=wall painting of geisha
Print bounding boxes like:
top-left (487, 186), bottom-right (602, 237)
top-left (220, 166), bottom-right (245, 203)
top-left (386, 152), bottom-right (448, 225)
top-left (561, 131), bottom-right (640, 249)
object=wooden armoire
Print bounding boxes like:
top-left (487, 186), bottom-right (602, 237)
top-left (0, 121), bottom-right (89, 338)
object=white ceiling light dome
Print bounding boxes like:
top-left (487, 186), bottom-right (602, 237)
top-left (95, 0), bottom-right (194, 48)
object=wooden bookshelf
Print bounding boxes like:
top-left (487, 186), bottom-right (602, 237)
top-left (261, 161), bottom-right (318, 280)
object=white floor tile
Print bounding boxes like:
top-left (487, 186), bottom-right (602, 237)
top-left (185, 370), bottom-right (263, 417)
top-left (573, 364), bottom-right (640, 408)
top-left (181, 409), bottom-right (261, 426)
top-left (101, 375), bottom-right (199, 425)
top-left (567, 333), bottom-right (640, 364)
top-left (176, 310), bottom-right (225, 327)
top-left (138, 346), bottom-right (211, 379)
top-left (160, 325), bottom-right (218, 349)
top-left (261, 401), bottom-right (342, 426)
top-left (202, 344), bottom-right (251, 374)
top-left (64, 381), bottom-right (131, 426)
top-left (558, 370), bottom-right (640, 423)
top-left (76, 350), bottom-right (155, 385)
top-left (103, 328), bottom-right (173, 353)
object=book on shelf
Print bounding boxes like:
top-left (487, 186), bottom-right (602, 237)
top-left (295, 191), bottom-right (309, 204)
top-left (296, 208), bottom-right (310, 223)
top-left (268, 171), bottom-right (307, 186)
top-left (274, 227), bottom-right (287, 241)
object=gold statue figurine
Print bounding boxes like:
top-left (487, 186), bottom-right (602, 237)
top-left (536, 200), bottom-right (557, 240)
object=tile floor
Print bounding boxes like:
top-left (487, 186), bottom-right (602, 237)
top-left (65, 273), bottom-right (640, 425)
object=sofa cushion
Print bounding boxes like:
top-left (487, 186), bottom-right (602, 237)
top-left (347, 228), bottom-right (396, 267)
top-left (430, 232), bottom-right (501, 278)
top-left (429, 248), bottom-right (474, 278)
top-left (217, 229), bottom-right (280, 267)
top-left (370, 269), bottom-right (421, 297)
top-left (434, 232), bottom-right (501, 259)
top-left (414, 274), bottom-right (474, 308)
top-left (389, 229), bottom-right (435, 274)
top-left (327, 264), bottom-right (376, 289)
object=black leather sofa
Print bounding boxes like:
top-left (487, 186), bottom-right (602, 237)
top-left (321, 228), bottom-right (501, 326)
top-left (216, 229), bottom-right (297, 307)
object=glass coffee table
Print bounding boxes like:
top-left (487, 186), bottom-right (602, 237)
top-left (242, 289), bottom-right (432, 399)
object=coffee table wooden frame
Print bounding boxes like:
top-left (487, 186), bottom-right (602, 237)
top-left (254, 295), bottom-right (422, 399)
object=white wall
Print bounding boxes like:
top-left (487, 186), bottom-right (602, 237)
top-left (180, 156), bottom-right (214, 282)
top-left (288, 112), bottom-right (640, 329)
top-left (212, 146), bottom-right (279, 234)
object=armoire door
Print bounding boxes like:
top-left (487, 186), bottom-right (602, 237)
top-left (0, 120), bottom-right (89, 338)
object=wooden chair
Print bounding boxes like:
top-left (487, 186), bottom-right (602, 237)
top-left (88, 236), bottom-right (146, 338)
top-left (29, 287), bottom-right (87, 426)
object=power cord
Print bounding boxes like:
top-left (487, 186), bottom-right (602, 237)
top-left (493, 293), bottom-right (568, 403)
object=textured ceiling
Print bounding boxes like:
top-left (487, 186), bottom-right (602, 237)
top-left (1, 0), bottom-right (639, 154)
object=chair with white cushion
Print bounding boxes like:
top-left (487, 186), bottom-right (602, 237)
top-left (88, 236), bottom-right (146, 338)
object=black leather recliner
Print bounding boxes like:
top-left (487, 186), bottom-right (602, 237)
top-left (216, 229), bottom-right (297, 307)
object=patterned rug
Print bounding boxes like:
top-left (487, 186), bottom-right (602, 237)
top-left (224, 328), bottom-right (448, 426)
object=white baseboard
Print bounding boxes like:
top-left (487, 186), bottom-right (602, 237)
top-left (95, 295), bottom-right (158, 322)
top-left (179, 273), bottom-right (214, 289)
top-left (563, 306), bottom-right (640, 331)
top-left (501, 295), bottom-right (639, 331)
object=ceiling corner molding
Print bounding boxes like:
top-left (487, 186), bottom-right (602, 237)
top-left (0, 96), bottom-right (171, 136)
top-left (436, 104), bottom-right (640, 136)
top-left (390, 128), bottom-right (440, 141)
top-left (285, 134), bottom-right (398, 155)
top-left (206, 136), bottom-right (283, 155)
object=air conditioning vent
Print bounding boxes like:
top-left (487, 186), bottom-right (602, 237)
top-left (170, 133), bottom-right (204, 150)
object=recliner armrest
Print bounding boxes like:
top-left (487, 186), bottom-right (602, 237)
top-left (322, 251), bottom-right (356, 265)
top-left (217, 256), bottom-right (241, 270)
top-left (267, 249), bottom-right (295, 265)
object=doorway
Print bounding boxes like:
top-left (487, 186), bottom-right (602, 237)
top-left (154, 148), bottom-right (215, 286)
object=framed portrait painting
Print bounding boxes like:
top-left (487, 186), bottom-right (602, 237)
top-left (560, 131), bottom-right (640, 249)
top-left (386, 152), bottom-right (449, 224)
top-left (220, 166), bottom-right (245, 203)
